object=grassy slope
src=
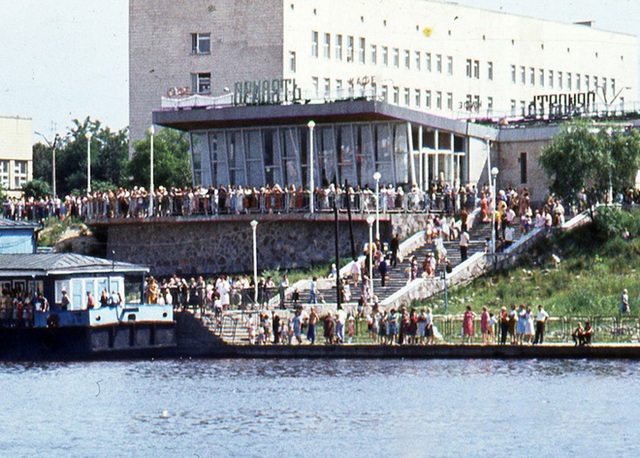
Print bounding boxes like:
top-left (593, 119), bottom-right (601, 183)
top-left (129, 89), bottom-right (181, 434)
top-left (420, 209), bottom-right (640, 318)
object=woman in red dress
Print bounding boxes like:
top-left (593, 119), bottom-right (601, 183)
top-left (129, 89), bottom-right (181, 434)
top-left (462, 305), bottom-right (476, 344)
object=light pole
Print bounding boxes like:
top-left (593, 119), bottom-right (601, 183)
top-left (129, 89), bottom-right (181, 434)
top-left (373, 171), bottom-right (381, 240)
top-left (149, 125), bottom-right (155, 217)
top-left (85, 132), bottom-right (93, 194)
top-left (250, 220), bottom-right (259, 305)
top-left (490, 166), bottom-right (499, 255)
top-left (308, 120), bottom-right (315, 214)
top-left (367, 215), bottom-right (375, 300)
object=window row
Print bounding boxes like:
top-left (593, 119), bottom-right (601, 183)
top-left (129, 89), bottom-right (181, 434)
top-left (510, 65), bottom-right (616, 95)
top-left (0, 160), bottom-right (28, 191)
top-left (310, 31), bottom-right (454, 74)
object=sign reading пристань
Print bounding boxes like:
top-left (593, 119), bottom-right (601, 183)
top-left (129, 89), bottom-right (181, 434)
top-left (234, 79), bottom-right (301, 106)
top-left (528, 91), bottom-right (596, 117)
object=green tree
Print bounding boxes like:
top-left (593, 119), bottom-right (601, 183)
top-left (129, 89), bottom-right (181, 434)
top-left (127, 127), bottom-right (192, 189)
top-left (22, 179), bottom-right (51, 199)
top-left (539, 121), bottom-right (640, 207)
top-left (32, 142), bottom-right (53, 185)
top-left (54, 117), bottom-right (130, 195)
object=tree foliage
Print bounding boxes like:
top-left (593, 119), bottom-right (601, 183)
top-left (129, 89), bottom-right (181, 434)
top-left (22, 179), bottom-right (51, 199)
top-left (539, 121), bottom-right (640, 207)
top-left (50, 117), bottom-right (130, 196)
top-left (127, 128), bottom-right (192, 189)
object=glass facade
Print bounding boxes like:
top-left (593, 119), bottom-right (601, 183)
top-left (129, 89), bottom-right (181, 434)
top-left (190, 121), bottom-right (466, 190)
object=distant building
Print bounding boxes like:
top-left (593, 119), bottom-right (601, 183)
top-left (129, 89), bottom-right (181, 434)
top-left (0, 116), bottom-right (32, 197)
top-left (0, 218), bottom-right (38, 254)
top-left (133, 0), bottom-right (638, 203)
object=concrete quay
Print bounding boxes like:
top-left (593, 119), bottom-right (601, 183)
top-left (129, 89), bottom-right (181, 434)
top-left (178, 341), bottom-right (640, 360)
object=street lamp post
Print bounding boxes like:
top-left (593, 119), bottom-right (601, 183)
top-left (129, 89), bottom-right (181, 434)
top-left (250, 220), bottom-right (259, 305)
top-left (490, 166), bottom-right (499, 255)
top-left (373, 171), bottom-right (381, 240)
top-left (308, 121), bottom-right (315, 214)
top-left (85, 132), bottom-right (93, 194)
top-left (367, 215), bottom-right (375, 300)
top-left (149, 126), bottom-right (155, 217)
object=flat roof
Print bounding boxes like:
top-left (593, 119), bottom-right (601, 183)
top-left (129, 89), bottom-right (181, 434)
top-left (153, 99), bottom-right (484, 137)
top-left (0, 253), bottom-right (149, 277)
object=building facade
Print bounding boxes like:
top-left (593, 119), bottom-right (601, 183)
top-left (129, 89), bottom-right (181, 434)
top-left (133, 0), bottom-right (638, 204)
top-left (0, 116), bottom-right (33, 197)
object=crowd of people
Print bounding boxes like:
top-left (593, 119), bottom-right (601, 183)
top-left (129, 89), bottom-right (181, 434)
top-left (1, 181), bottom-right (489, 222)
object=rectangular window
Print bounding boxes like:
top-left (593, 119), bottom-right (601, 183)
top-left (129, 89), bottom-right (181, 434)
top-left (611, 78), bottom-right (616, 97)
top-left (323, 33), bottom-right (331, 58)
top-left (487, 61), bottom-right (493, 81)
top-left (447, 56), bottom-right (453, 75)
top-left (311, 31), bottom-right (318, 57)
top-left (576, 74), bottom-right (581, 91)
top-left (382, 46), bottom-right (388, 66)
top-left (13, 161), bottom-right (27, 189)
top-left (359, 37), bottom-right (366, 63)
top-left (520, 100), bottom-right (526, 116)
top-left (558, 71), bottom-right (563, 89)
top-left (336, 79), bottom-right (343, 97)
top-left (567, 72), bottom-right (572, 91)
top-left (381, 85), bottom-right (388, 102)
top-left (487, 96), bottom-right (493, 112)
top-left (436, 91), bottom-right (442, 109)
top-left (404, 50), bottom-right (410, 69)
top-left (466, 59), bottom-right (472, 78)
top-left (191, 33), bottom-right (211, 54)
top-left (520, 152), bottom-right (527, 183)
top-left (414, 89), bottom-right (421, 107)
top-left (191, 72), bottom-right (211, 94)
top-left (530, 67), bottom-right (535, 86)
top-left (425, 53), bottom-right (432, 72)
top-left (404, 88), bottom-right (410, 106)
top-left (347, 36), bottom-right (354, 61)
top-left (393, 48), bottom-right (400, 68)
top-left (593, 76), bottom-right (598, 93)
top-left (0, 160), bottom-right (9, 189)
top-left (415, 51), bottom-right (421, 71)
top-left (371, 44), bottom-right (377, 65)
top-left (447, 92), bottom-right (453, 110)
top-left (602, 77), bottom-right (607, 97)
top-left (539, 69), bottom-right (544, 87)
top-left (312, 77), bottom-right (319, 97)
top-left (510, 99), bottom-right (516, 116)
top-left (436, 54), bottom-right (442, 73)
top-left (425, 90), bottom-right (432, 108)
top-left (335, 34), bottom-right (343, 60)
top-left (393, 86), bottom-right (399, 104)
top-left (520, 66), bottom-right (525, 85)
top-left (549, 70), bottom-right (554, 88)
top-left (289, 51), bottom-right (296, 73)
top-left (473, 60), bottom-right (479, 79)
top-left (585, 75), bottom-right (590, 91)
top-left (511, 65), bottom-right (516, 84)
top-left (324, 78), bottom-right (331, 98)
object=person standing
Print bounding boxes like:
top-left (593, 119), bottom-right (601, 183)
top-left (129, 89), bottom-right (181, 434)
top-left (620, 288), bottom-right (630, 314)
top-left (499, 307), bottom-right (509, 345)
top-left (459, 229), bottom-right (470, 262)
top-left (480, 306), bottom-right (490, 345)
top-left (462, 306), bottom-right (476, 344)
top-left (308, 277), bottom-right (318, 304)
top-left (307, 308), bottom-right (319, 344)
top-left (389, 234), bottom-right (400, 268)
top-left (533, 304), bottom-right (549, 344)
top-left (378, 258), bottom-right (388, 287)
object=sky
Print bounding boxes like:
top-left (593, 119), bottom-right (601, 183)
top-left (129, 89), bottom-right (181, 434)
top-left (0, 0), bottom-right (639, 144)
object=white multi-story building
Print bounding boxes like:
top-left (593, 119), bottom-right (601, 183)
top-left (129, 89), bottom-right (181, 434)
top-left (132, 0), bottom-right (638, 203)
top-left (0, 116), bottom-right (33, 197)
top-left (131, 0), bottom-right (636, 143)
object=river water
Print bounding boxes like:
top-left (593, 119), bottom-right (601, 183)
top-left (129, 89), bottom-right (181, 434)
top-left (0, 358), bottom-right (637, 457)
